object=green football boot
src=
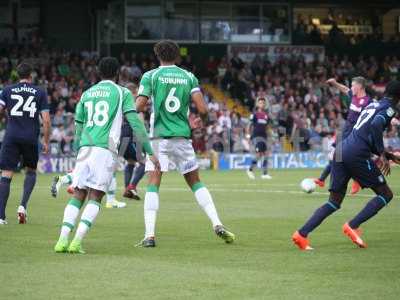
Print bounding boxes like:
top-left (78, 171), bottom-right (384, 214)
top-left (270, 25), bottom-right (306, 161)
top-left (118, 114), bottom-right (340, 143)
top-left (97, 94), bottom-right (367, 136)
top-left (67, 239), bottom-right (86, 254)
top-left (54, 238), bottom-right (69, 253)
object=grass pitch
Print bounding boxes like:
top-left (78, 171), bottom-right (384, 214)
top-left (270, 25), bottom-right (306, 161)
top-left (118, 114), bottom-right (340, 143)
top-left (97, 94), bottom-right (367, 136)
top-left (1, 169), bottom-right (400, 299)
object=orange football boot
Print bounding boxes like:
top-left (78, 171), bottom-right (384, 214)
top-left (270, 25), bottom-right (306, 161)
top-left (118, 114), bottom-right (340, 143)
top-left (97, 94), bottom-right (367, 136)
top-left (342, 223), bottom-right (367, 248)
top-left (67, 185), bottom-right (74, 194)
top-left (350, 181), bottom-right (361, 195)
top-left (314, 178), bottom-right (325, 188)
top-left (292, 231), bottom-right (314, 251)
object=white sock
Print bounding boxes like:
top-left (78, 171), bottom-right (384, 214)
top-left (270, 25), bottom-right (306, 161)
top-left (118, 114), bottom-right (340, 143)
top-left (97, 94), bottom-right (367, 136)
top-left (194, 186), bottom-right (222, 227)
top-left (106, 192), bottom-right (115, 203)
top-left (59, 198), bottom-right (82, 240)
top-left (60, 173), bottom-right (73, 185)
top-left (106, 174), bottom-right (117, 204)
top-left (144, 192), bottom-right (159, 238)
top-left (73, 200), bottom-right (101, 242)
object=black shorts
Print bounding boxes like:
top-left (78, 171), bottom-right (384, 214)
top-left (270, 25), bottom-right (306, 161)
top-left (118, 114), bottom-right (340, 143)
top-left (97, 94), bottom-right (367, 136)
top-left (252, 137), bottom-right (267, 153)
top-left (119, 136), bottom-right (138, 162)
top-left (123, 142), bottom-right (138, 161)
top-left (329, 156), bottom-right (386, 193)
top-left (0, 138), bottom-right (39, 170)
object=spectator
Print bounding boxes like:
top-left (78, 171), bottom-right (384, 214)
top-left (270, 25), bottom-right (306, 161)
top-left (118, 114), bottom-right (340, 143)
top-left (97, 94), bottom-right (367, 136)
top-left (218, 109), bottom-right (232, 130)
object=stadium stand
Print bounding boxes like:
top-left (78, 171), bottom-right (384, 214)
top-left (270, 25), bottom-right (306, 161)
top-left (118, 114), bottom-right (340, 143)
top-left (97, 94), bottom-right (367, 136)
top-left (1, 39), bottom-right (400, 154)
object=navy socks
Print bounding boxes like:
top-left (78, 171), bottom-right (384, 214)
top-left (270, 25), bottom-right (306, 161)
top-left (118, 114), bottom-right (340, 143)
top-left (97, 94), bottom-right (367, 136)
top-left (124, 164), bottom-right (135, 188)
top-left (349, 195), bottom-right (390, 229)
top-left (131, 163), bottom-right (145, 186)
top-left (0, 177), bottom-right (12, 219)
top-left (20, 171), bottom-right (37, 209)
top-left (299, 201), bottom-right (340, 237)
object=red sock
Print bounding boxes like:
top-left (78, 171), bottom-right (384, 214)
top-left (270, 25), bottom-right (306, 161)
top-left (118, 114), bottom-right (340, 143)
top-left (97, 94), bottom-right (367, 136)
top-left (127, 184), bottom-right (136, 190)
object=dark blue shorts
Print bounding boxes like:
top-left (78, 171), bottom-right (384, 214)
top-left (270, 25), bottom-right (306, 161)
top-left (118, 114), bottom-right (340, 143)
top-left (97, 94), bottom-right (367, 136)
top-left (123, 142), bottom-right (138, 162)
top-left (0, 138), bottom-right (39, 170)
top-left (329, 156), bottom-right (386, 193)
top-left (119, 136), bottom-right (138, 162)
top-left (252, 137), bottom-right (267, 153)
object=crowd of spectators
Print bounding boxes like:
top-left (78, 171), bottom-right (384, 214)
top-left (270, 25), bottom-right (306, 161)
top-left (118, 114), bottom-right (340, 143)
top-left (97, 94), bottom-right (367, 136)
top-left (1, 40), bottom-right (400, 156)
top-left (206, 50), bottom-right (400, 153)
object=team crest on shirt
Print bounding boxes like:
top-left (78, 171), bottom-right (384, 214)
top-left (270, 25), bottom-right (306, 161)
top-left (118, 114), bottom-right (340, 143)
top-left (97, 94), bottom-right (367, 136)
top-left (378, 175), bottom-right (385, 183)
top-left (386, 107), bottom-right (395, 117)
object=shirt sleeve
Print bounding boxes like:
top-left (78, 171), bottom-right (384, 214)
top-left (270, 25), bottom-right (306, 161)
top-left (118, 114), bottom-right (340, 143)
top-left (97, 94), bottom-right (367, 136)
top-left (40, 90), bottom-right (50, 112)
top-left (74, 100), bottom-right (84, 124)
top-left (0, 89), bottom-right (6, 107)
top-left (190, 74), bottom-right (201, 94)
top-left (122, 88), bottom-right (136, 114)
top-left (369, 111), bottom-right (390, 155)
top-left (138, 72), bottom-right (152, 98)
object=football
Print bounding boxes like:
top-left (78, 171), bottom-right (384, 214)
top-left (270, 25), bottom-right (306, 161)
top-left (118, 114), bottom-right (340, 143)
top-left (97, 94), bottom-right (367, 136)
top-left (300, 178), bottom-right (316, 194)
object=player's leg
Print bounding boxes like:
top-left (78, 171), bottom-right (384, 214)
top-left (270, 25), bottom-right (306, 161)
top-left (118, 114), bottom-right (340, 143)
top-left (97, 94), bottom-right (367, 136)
top-left (106, 172), bottom-right (117, 206)
top-left (260, 152), bottom-right (271, 180)
top-left (343, 160), bottom-right (392, 247)
top-left (17, 142), bottom-right (39, 223)
top-left (292, 160), bottom-right (349, 250)
top-left (123, 161), bottom-right (141, 200)
top-left (67, 147), bottom-right (116, 253)
top-left (175, 139), bottom-right (235, 243)
top-left (247, 145), bottom-right (259, 180)
top-left (54, 188), bottom-right (87, 252)
top-left (0, 139), bottom-right (20, 224)
top-left (175, 137), bottom-right (235, 243)
top-left (120, 137), bottom-right (135, 188)
top-left (123, 142), bottom-right (141, 200)
top-left (183, 169), bottom-right (235, 243)
top-left (348, 184), bottom-right (393, 229)
top-left (51, 172), bottom-right (73, 198)
top-left (105, 173), bottom-right (126, 208)
top-left (17, 167), bottom-right (37, 224)
top-left (137, 139), bottom-right (167, 247)
top-left (258, 139), bottom-right (271, 179)
top-left (0, 170), bottom-right (13, 224)
top-left (136, 170), bottom-right (162, 247)
top-left (126, 162), bottom-right (146, 199)
top-left (124, 161), bottom-right (135, 188)
top-left (68, 189), bottom-right (104, 254)
top-left (315, 161), bottom-right (332, 187)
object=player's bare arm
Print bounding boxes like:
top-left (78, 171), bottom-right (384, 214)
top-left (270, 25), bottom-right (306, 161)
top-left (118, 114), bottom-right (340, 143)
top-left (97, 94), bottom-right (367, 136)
top-left (326, 78), bottom-right (350, 94)
top-left (136, 95), bottom-right (149, 113)
top-left (41, 110), bottom-right (51, 154)
top-left (191, 91), bottom-right (208, 125)
top-left (380, 152), bottom-right (391, 176)
top-left (125, 110), bottom-right (160, 171)
top-left (384, 151), bottom-right (400, 165)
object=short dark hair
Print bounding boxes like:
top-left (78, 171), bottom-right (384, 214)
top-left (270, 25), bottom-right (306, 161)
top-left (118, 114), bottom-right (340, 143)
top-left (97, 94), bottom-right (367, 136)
top-left (16, 62), bottom-right (33, 79)
top-left (153, 40), bottom-right (180, 63)
top-left (98, 57), bottom-right (119, 79)
top-left (385, 80), bottom-right (400, 100)
top-left (352, 76), bottom-right (367, 88)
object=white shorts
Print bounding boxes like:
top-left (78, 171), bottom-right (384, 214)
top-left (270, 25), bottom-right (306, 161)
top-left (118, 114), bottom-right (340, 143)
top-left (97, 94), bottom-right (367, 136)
top-left (145, 138), bottom-right (198, 174)
top-left (72, 146), bottom-right (117, 192)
